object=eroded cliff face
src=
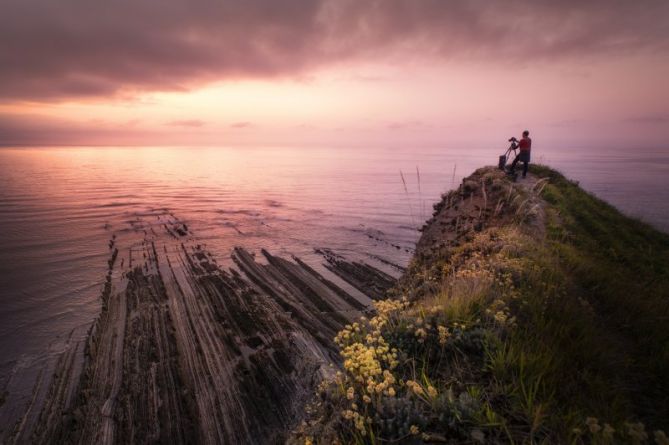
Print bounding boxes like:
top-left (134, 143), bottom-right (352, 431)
top-left (392, 167), bottom-right (546, 302)
top-left (416, 168), bottom-right (544, 259)
top-left (24, 211), bottom-right (398, 445)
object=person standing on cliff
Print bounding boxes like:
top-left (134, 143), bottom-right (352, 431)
top-left (509, 130), bottom-right (532, 178)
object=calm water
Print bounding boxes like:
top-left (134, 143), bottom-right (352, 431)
top-left (0, 145), bottom-right (667, 426)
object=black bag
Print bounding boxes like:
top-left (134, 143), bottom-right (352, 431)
top-left (498, 155), bottom-right (507, 170)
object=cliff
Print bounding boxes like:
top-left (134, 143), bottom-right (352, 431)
top-left (296, 166), bottom-right (669, 444)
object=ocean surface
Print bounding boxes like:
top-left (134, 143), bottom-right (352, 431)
top-left (0, 145), bottom-right (667, 428)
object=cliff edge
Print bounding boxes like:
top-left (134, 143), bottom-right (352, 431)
top-left (296, 165), bottom-right (669, 444)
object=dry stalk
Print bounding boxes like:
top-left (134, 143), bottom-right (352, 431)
top-left (494, 198), bottom-right (504, 217)
top-left (480, 178), bottom-right (488, 219)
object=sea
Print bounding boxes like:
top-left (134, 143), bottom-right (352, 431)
top-left (0, 144), bottom-right (667, 429)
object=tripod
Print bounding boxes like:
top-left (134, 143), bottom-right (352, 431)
top-left (498, 140), bottom-right (519, 171)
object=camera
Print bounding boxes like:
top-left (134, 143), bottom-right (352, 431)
top-left (508, 137), bottom-right (518, 150)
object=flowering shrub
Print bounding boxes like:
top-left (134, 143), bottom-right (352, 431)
top-left (296, 295), bottom-right (502, 444)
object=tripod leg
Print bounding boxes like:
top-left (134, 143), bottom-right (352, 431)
top-left (508, 153), bottom-right (519, 173)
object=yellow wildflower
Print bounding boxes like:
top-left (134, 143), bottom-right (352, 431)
top-left (655, 431), bottom-right (669, 445)
top-left (437, 325), bottom-right (450, 345)
top-left (626, 422), bottom-right (648, 442)
top-left (406, 380), bottom-right (424, 396)
top-left (354, 412), bottom-right (366, 432)
top-left (410, 425), bottom-right (420, 435)
top-left (586, 417), bottom-right (601, 434)
top-left (414, 328), bottom-right (427, 343)
top-left (494, 311), bottom-right (508, 324)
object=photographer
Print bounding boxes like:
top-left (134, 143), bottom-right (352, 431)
top-left (509, 130), bottom-right (532, 178)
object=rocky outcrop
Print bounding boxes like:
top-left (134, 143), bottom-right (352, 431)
top-left (415, 168), bottom-right (544, 258)
top-left (27, 211), bottom-right (397, 444)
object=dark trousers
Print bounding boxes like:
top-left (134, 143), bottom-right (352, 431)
top-left (510, 151), bottom-right (530, 177)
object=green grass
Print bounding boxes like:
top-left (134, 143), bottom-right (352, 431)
top-left (294, 165), bottom-right (669, 444)
top-left (530, 165), bottom-right (669, 427)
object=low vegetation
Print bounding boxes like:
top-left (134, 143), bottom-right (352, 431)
top-left (293, 165), bottom-right (669, 444)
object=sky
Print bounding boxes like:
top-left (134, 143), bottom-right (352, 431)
top-left (1, 0), bottom-right (668, 149)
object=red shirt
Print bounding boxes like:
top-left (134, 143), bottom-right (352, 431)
top-left (519, 137), bottom-right (532, 152)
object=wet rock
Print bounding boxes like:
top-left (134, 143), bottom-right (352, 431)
top-left (31, 212), bottom-right (384, 444)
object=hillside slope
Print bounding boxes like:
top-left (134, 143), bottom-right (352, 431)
top-left (295, 165), bottom-right (669, 444)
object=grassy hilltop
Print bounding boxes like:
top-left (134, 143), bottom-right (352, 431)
top-left (294, 165), bottom-right (669, 444)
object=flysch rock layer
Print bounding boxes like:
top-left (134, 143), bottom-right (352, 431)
top-left (24, 211), bottom-right (397, 445)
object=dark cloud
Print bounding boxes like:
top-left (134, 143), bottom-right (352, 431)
top-left (623, 114), bottom-right (668, 124)
top-left (0, 113), bottom-right (216, 145)
top-left (2, 0), bottom-right (668, 101)
top-left (0, 112), bottom-right (152, 145)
